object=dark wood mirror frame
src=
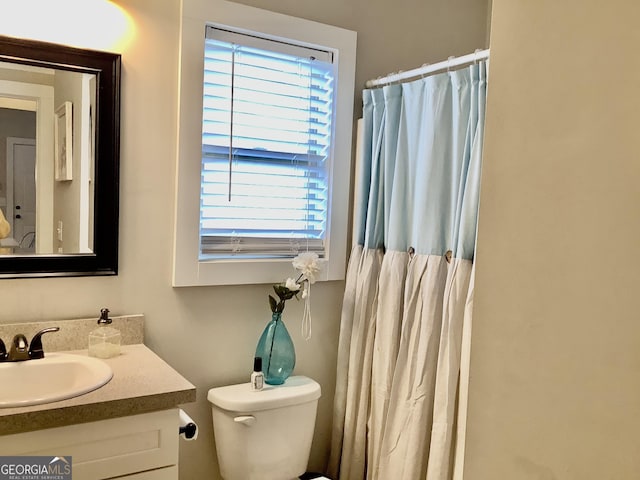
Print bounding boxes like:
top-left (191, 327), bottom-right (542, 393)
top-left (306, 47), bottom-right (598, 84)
top-left (0, 35), bottom-right (120, 278)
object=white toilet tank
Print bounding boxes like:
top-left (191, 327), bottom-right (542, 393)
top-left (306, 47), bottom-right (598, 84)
top-left (208, 375), bottom-right (321, 480)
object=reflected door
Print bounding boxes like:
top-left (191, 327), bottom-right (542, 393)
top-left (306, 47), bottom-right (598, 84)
top-left (7, 137), bottom-right (36, 253)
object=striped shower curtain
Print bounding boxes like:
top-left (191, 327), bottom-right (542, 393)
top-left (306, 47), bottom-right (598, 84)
top-left (328, 61), bottom-right (487, 480)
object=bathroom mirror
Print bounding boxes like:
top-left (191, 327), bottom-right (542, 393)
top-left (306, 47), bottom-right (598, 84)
top-left (0, 35), bottom-right (120, 278)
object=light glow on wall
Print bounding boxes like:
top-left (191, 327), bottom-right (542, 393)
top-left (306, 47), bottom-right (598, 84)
top-left (0, 0), bottom-right (135, 52)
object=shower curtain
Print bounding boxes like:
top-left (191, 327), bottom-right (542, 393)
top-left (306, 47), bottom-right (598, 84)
top-left (328, 61), bottom-right (487, 480)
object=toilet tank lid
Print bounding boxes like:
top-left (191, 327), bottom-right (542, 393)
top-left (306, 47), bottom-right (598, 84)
top-left (208, 375), bottom-right (321, 412)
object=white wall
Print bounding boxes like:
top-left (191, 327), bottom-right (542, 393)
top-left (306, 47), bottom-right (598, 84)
top-left (0, 0), bottom-right (489, 478)
top-left (466, 0), bottom-right (640, 478)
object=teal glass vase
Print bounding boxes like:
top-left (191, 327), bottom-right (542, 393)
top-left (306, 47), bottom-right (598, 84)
top-left (255, 312), bottom-right (296, 385)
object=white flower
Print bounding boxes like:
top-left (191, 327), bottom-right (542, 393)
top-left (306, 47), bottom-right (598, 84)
top-left (285, 277), bottom-right (301, 291)
top-left (292, 252), bottom-right (323, 284)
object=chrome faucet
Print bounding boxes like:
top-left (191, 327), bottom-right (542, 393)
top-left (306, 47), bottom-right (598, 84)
top-left (8, 334), bottom-right (30, 361)
top-left (28, 327), bottom-right (61, 359)
top-left (2, 327), bottom-right (60, 362)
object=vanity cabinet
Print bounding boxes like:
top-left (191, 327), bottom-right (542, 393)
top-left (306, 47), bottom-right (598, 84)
top-left (0, 409), bottom-right (180, 479)
top-left (0, 323), bottom-right (196, 480)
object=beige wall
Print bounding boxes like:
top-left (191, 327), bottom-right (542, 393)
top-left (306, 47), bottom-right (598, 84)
top-left (53, 70), bottom-right (85, 253)
top-left (0, 0), bottom-right (489, 478)
top-left (467, 0), bottom-right (640, 478)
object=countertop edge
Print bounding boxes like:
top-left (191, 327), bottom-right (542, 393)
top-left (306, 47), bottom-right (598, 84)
top-left (0, 344), bottom-right (197, 436)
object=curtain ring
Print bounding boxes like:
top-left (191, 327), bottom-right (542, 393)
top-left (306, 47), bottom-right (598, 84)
top-left (447, 56), bottom-right (455, 72)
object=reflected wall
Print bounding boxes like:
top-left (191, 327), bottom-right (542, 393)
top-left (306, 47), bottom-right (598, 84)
top-left (0, 61), bottom-right (95, 255)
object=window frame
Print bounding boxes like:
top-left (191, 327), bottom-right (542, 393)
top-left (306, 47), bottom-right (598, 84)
top-left (173, 0), bottom-right (357, 287)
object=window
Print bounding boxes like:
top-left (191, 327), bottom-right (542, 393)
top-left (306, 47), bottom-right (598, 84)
top-left (174, 0), bottom-right (356, 286)
top-left (200, 27), bottom-right (334, 260)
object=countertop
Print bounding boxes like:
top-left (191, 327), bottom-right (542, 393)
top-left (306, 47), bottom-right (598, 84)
top-left (0, 344), bottom-right (196, 435)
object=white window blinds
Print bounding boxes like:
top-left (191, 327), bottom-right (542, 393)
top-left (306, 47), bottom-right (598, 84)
top-left (200, 26), bottom-right (335, 259)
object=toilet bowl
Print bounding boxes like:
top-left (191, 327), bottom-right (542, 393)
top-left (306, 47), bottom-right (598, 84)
top-left (208, 375), bottom-right (321, 480)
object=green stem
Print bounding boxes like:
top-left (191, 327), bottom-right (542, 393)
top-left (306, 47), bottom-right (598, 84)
top-left (267, 313), bottom-right (280, 377)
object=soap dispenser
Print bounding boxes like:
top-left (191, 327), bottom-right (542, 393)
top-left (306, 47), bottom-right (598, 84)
top-left (88, 308), bottom-right (121, 359)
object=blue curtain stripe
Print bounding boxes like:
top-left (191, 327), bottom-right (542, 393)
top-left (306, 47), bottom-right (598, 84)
top-left (357, 62), bottom-right (487, 259)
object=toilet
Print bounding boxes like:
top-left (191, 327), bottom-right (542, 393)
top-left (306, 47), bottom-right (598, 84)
top-left (208, 375), bottom-right (321, 480)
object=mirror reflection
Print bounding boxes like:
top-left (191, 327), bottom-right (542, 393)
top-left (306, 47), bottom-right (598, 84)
top-left (0, 35), bottom-right (120, 278)
top-left (0, 61), bottom-right (96, 255)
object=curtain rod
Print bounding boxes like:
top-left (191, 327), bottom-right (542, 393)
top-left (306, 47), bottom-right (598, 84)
top-left (365, 48), bottom-right (489, 88)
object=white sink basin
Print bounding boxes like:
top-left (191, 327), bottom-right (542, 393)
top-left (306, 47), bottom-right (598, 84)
top-left (0, 353), bottom-right (113, 408)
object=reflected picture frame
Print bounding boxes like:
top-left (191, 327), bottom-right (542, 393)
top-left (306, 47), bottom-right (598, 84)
top-left (54, 101), bottom-right (73, 181)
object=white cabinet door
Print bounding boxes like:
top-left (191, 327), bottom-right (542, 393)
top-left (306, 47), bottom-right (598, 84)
top-left (0, 409), bottom-right (180, 479)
